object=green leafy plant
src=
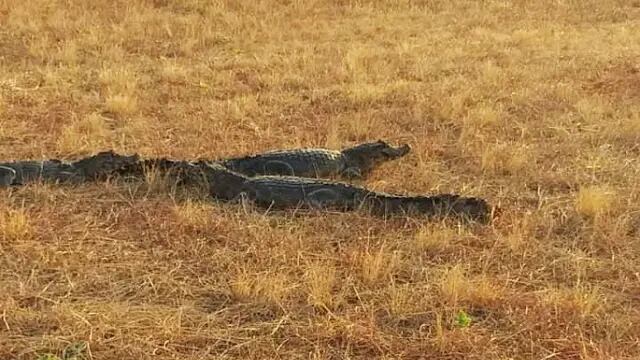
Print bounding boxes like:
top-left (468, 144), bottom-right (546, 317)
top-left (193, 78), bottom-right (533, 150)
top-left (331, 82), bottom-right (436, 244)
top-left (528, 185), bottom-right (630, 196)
top-left (35, 341), bottom-right (88, 360)
top-left (455, 310), bottom-right (472, 328)
top-left (36, 355), bottom-right (60, 360)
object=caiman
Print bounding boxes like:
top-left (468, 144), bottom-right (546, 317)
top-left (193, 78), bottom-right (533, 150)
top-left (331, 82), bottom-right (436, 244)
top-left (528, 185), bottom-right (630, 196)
top-left (219, 140), bottom-right (411, 179)
top-left (0, 140), bottom-right (410, 186)
top-left (0, 149), bottom-right (492, 222)
top-left (146, 159), bottom-right (492, 222)
top-left (0, 151), bottom-right (140, 187)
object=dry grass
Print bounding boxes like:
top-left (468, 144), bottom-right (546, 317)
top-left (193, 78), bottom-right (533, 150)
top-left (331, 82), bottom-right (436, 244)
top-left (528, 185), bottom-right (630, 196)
top-left (0, 207), bottom-right (32, 242)
top-left (1, 0), bottom-right (640, 358)
top-left (575, 185), bottom-right (617, 219)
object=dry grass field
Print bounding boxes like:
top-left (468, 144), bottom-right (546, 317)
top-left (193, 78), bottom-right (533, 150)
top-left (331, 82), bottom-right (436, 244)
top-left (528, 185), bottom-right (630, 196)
top-left (1, 0), bottom-right (640, 358)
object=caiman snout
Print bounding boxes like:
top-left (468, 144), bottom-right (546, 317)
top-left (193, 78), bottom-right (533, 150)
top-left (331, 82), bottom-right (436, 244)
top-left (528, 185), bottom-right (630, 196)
top-left (382, 143), bottom-right (411, 158)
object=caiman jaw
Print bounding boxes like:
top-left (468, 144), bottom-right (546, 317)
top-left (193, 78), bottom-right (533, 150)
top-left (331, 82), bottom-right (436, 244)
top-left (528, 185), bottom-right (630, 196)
top-left (383, 144), bottom-right (411, 158)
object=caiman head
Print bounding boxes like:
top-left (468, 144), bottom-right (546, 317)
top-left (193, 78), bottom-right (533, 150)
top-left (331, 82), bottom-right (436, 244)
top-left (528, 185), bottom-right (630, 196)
top-left (197, 162), bottom-right (248, 200)
top-left (340, 140), bottom-right (411, 178)
top-left (450, 196), bottom-right (492, 223)
top-left (73, 150), bottom-right (142, 179)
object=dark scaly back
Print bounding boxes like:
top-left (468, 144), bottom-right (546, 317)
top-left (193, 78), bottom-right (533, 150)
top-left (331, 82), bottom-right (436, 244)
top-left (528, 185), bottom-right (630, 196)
top-left (220, 148), bottom-right (342, 178)
top-left (72, 151), bottom-right (141, 180)
top-left (242, 173), bottom-right (368, 210)
top-left (220, 154), bottom-right (266, 177)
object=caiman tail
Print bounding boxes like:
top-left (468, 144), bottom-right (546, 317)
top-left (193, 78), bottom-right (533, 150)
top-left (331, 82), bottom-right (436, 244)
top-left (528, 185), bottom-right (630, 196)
top-left (360, 193), bottom-right (491, 222)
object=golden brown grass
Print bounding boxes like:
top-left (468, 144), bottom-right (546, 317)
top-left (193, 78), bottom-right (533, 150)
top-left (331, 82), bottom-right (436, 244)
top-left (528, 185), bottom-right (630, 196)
top-left (1, 0), bottom-right (640, 358)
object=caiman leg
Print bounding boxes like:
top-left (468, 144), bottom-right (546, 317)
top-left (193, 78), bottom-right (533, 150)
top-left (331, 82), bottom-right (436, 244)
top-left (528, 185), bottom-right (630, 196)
top-left (306, 188), bottom-right (351, 210)
top-left (262, 160), bottom-right (296, 177)
top-left (0, 166), bottom-right (16, 187)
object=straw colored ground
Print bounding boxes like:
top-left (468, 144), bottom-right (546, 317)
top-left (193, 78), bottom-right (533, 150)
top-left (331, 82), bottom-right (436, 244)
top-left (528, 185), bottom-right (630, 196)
top-left (1, 0), bottom-right (639, 359)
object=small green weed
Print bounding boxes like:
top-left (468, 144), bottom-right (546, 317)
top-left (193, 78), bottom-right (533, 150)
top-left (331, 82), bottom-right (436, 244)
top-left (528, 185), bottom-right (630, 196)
top-left (35, 342), bottom-right (88, 360)
top-left (36, 355), bottom-right (60, 360)
top-left (455, 310), bottom-right (472, 328)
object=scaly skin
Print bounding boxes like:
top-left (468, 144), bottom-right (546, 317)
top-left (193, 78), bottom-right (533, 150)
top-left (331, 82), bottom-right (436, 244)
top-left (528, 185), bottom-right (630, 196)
top-left (0, 151), bottom-right (492, 222)
top-left (220, 140), bottom-right (411, 179)
top-left (148, 159), bottom-right (491, 222)
top-left (242, 175), bottom-right (490, 221)
top-left (71, 151), bottom-right (141, 180)
top-left (0, 141), bottom-right (409, 187)
top-left (0, 151), bottom-right (140, 187)
top-left (0, 160), bottom-right (78, 186)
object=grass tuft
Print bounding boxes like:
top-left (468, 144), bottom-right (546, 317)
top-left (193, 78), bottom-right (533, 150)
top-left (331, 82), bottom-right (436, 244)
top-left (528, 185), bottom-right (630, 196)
top-left (0, 208), bottom-right (32, 242)
top-left (104, 94), bottom-right (139, 117)
top-left (357, 246), bottom-right (398, 286)
top-left (57, 113), bottom-right (111, 154)
top-left (304, 262), bottom-right (337, 309)
top-left (413, 224), bottom-right (463, 253)
top-left (575, 186), bottom-right (616, 218)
